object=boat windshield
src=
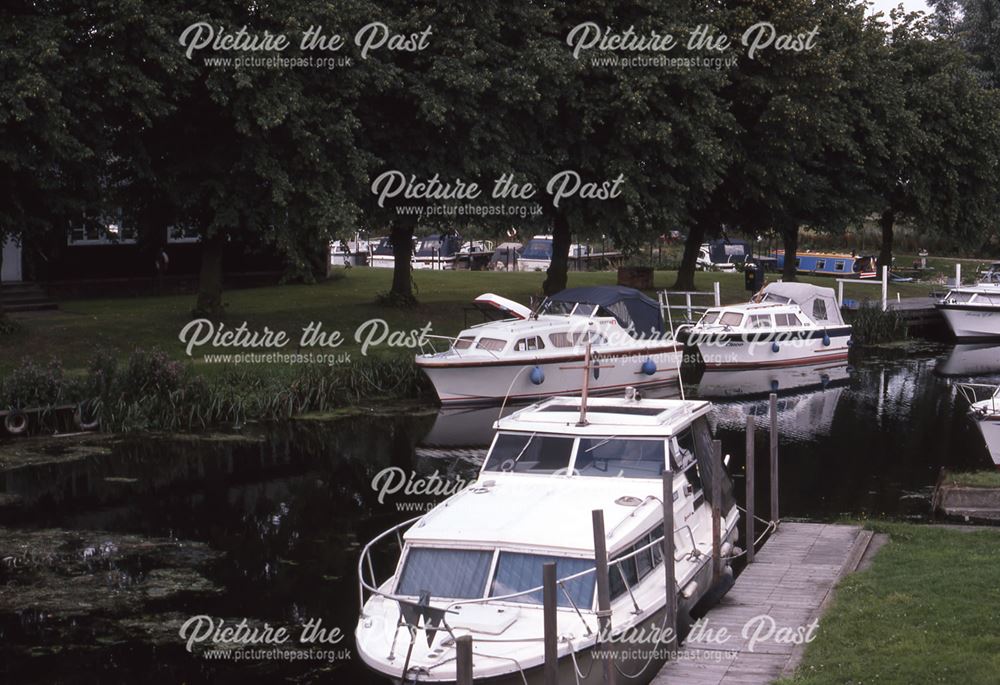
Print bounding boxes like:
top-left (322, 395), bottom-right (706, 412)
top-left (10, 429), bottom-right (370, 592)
top-left (699, 310), bottom-right (720, 325)
top-left (483, 433), bottom-right (575, 474)
top-left (490, 552), bottom-right (595, 608)
top-left (396, 548), bottom-right (493, 599)
top-left (522, 239), bottom-right (553, 260)
top-left (574, 438), bottom-right (666, 478)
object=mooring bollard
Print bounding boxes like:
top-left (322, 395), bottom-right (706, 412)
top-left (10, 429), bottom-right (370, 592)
top-left (712, 439), bottom-right (722, 582)
top-left (456, 634), bottom-right (473, 685)
top-left (543, 562), bottom-right (558, 685)
top-left (769, 392), bottom-right (780, 526)
top-left (746, 413), bottom-right (756, 564)
top-left (592, 509), bottom-right (614, 685)
top-left (661, 470), bottom-right (677, 651)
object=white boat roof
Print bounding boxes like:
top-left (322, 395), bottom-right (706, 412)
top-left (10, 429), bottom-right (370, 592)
top-left (495, 396), bottom-right (711, 437)
top-left (460, 314), bottom-right (621, 337)
top-left (404, 475), bottom-right (672, 554)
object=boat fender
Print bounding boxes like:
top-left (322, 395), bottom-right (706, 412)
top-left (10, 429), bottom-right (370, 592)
top-left (771, 342), bottom-right (780, 353)
top-left (847, 338), bottom-right (854, 347)
top-left (770, 379), bottom-right (779, 392)
top-left (820, 373), bottom-right (830, 388)
top-left (822, 333), bottom-right (831, 347)
top-left (529, 366), bottom-right (545, 385)
top-left (4, 409), bottom-right (28, 435)
top-left (641, 359), bottom-right (657, 375)
top-left (74, 401), bottom-right (100, 431)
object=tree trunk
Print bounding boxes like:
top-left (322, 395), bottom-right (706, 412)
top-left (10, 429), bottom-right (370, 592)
top-left (878, 209), bottom-right (895, 272)
top-left (194, 232), bottom-right (225, 316)
top-left (542, 211), bottom-right (571, 295)
top-left (781, 224), bottom-right (799, 282)
top-left (673, 215), bottom-right (710, 291)
top-left (0, 238), bottom-right (5, 320)
top-left (389, 217), bottom-right (416, 304)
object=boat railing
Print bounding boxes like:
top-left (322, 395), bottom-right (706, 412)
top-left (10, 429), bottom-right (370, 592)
top-left (956, 382), bottom-right (1000, 414)
top-left (658, 285), bottom-right (721, 336)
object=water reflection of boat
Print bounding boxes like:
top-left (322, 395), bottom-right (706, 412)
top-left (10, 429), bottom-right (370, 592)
top-left (357, 392), bottom-right (739, 684)
top-left (696, 361), bottom-right (851, 399)
top-left (697, 362), bottom-right (850, 440)
top-left (935, 344), bottom-right (1000, 377)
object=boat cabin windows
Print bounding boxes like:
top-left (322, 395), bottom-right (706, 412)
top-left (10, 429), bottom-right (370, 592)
top-left (699, 311), bottom-right (720, 325)
top-left (476, 337), bottom-right (508, 352)
top-left (483, 433), bottom-right (576, 474)
top-left (670, 427), bottom-right (704, 502)
top-left (548, 331), bottom-right (608, 348)
top-left (609, 524), bottom-right (664, 600)
top-left (834, 260), bottom-right (846, 272)
top-left (575, 438), bottom-right (666, 479)
top-left (453, 336), bottom-right (476, 350)
top-left (774, 313), bottom-right (803, 327)
top-left (397, 548), bottom-right (493, 599)
top-left (719, 312), bottom-right (744, 327)
top-left (514, 336), bottom-right (546, 352)
top-left (815, 260), bottom-right (827, 271)
top-left (748, 314), bottom-right (772, 329)
top-left (812, 299), bottom-right (828, 321)
top-left (489, 552), bottom-right (595, 608)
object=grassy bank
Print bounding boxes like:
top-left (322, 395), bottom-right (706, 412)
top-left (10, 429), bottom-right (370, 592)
top-left (944, 470), bottom-right (1000, 489)
top-left (779, 522), bottom-right (1000, 685)
top-left (0, 268), bottom-right (928, 375)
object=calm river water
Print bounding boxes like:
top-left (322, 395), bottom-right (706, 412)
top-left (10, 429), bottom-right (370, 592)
top-left (1, 344), bottom-right (997, 683)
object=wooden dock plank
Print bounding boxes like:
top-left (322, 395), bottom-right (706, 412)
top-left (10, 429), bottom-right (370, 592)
top-left (651, 522), bottom-right (863, 685)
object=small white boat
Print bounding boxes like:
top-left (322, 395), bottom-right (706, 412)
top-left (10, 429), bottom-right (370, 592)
top-left (957, 384), bottom-right (1000, 469)
top-left (516, 235), bottom-right (590, 272)
top-left (356, 389), bottom-right (740, 684)
top-left (679, 282), bottom-right (852, 369)
top-left (935, 264), bottom-right (1000, 340)
top-left (416, 287), bottom-right (682, 405)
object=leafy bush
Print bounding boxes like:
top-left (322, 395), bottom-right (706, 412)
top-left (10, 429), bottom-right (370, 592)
top-left (1, 358), bottom-right (69, 409)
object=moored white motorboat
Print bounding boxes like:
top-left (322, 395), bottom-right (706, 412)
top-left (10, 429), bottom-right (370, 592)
top-left (957, 384), bottom-right (1000, 469)
top-left (416, 287), bottom-right (682, 405)
top-left (679, 282), bottom-right (852, 369)
top-left (356, 389), bottom-right (740, 684)
top-left (935, 264), bottom-right (1000, 340)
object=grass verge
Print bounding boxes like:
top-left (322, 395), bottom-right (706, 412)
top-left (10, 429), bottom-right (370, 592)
top-left (777, 522), bottom-right (1000, 685)
top-left (944, 470), bottom-right (1000, 489)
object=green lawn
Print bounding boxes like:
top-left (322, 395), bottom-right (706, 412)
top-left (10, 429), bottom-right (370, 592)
top-left (779, 522), bottom-right (1000, 685)
top-left (944, 470), bottom-right (1000, 489)
top-left (0, 268), bottom-right (931, 374)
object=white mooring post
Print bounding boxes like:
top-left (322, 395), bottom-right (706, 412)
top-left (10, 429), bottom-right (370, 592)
top-left (956, 262), bottom-right (962, 287)
top-left (881, 266), bottom-right (889, 312)
top-left (769, 393), bottom-right (780, 526)
top-left (837, 280), bottom-right (845, 308)
top-left (713, 281), bottom-right (721, 307)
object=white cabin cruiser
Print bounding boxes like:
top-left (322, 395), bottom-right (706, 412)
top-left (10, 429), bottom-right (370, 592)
top-left (957, 384), bottom-right (1000, 469)
top-left (356, 390), bottom-right (739, 684)
top-left (679, 282), bottom-right (852, 369)
top-left (936, 263), bottom-right (1000, 340)
top-left (417, 287), bottom-right (682, 405)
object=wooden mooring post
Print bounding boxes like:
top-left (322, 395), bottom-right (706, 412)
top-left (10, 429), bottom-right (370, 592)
top-left (769, 392), bottom-right (780, 526)
top-left (456, 634), bottom-right (473, 685)
top-left (592, 509), bottom-right (615, 685)
top-left (542, 562), bottom-right (558, 685)
top-left (712, 439), bottom-right (722, 582)
top-left (661, 471), bottom-right (677, 651)
top-left (745, 413), bottom-right (756, 563)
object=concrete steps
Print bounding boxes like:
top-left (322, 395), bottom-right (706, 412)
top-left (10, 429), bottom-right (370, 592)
top-left (1, 283), bottom-right (58, 312)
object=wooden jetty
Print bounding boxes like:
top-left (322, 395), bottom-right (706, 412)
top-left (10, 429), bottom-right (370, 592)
top-left (887, 296), bottom-right (944, 329)
top-left (650, 522), bottom-right (873, 685)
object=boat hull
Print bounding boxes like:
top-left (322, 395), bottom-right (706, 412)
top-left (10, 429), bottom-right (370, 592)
top-left (688, 329), bottom-right (851, 370)
top-left (937, 304), bottom-right (1000, 340)
top-left (972, 414), bottom-right (1000, 468)
top-left (417, 346), bottom-right (683, 405)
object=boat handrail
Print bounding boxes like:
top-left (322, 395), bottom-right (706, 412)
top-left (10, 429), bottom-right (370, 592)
top-left (956, 382), bottom-right (1000, 413)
